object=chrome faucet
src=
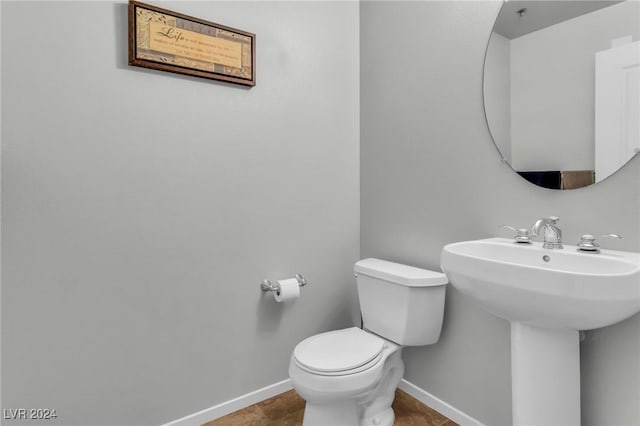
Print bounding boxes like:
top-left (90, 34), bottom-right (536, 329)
top-left (532, 216), bottom-right (563, 249)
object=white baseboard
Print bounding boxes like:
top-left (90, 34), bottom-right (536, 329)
top-left (161, 379), bottom-right (293, 426)
top-left (161, 377), bottom-right (483, 426)
top-left (398, 379), bottom-right (485, 426)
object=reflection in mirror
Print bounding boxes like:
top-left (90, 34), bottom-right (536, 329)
top-left (484, 0), bottom-right (640, 190)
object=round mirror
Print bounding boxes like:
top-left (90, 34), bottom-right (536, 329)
top-left (483, 0), bottom-right (639, 190)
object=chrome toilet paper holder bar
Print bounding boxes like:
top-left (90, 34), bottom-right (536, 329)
top-left (260, 274), bottom-right (308, 295)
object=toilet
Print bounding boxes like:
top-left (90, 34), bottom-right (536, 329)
top-left (289, 258), bottom-right (448, 426)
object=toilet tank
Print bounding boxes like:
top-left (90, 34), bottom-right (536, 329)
top-left (354, 258), bottom-right (448, 346)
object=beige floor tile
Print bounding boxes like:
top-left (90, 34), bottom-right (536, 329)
top-left (203, 387), bottom-right (455, 426)
top-left (257, 390), bottom-right (305, 421)
top-left (392, 389), bottom-right (451, 426)
top-left (202, 404), bottom-right (265, 426)
top-left (264, 408), bottom-right (304, 426)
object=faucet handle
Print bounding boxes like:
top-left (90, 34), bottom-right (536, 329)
top-left (601, 233), bottom-right (622, 240)
top-left (501, 225), bottom-right (533, 244)
top-left (577, 234), bottom-right (621, 253)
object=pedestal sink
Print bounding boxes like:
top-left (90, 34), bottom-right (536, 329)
top-left (440, 237), bottom-right (640, 426)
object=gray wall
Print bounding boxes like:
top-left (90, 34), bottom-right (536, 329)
top-left (1, 1), bottom-right (359, 425)
top-left (361, 2), bottom-right (640, 426)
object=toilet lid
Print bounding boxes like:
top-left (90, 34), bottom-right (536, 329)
top-left (293, 327), bottom-right (385, 373)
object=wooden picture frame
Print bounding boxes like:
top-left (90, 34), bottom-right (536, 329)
top-left (128, 1), bottom-right (255, 87)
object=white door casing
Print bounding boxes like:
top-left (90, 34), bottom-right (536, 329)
top-left (595, 40), bottom-right (640, 182)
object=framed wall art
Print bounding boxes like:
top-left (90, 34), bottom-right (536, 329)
top-left (128, 1), bottom-right (255, 87)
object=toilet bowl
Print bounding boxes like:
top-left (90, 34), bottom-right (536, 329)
top-left (289, 327), bottom-right (403, 426)
top-left (289, 259), bottom-right (448, 426)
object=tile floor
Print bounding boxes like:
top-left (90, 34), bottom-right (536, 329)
top-left (202, 389), bottom-right (458, 426)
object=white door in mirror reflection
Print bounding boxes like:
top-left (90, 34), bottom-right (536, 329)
top-left (595, 41), bottom-right (640, 182)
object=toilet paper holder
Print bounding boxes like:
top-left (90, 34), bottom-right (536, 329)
top-left (260, 274), bottom-right (308, 295)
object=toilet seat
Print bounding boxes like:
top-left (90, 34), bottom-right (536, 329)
top-left (293, 327), bottom-right (386, 376)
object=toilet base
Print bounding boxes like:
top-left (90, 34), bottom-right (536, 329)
top-left (302, 401), bottom-right (360, 426)
top-left (361, 407), bottom-right (394, 426)
top-left (298, 349), bottom-right (404, 426)
top-left (303, 402), bottom-right (395, 426)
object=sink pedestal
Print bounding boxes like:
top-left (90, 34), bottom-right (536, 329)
top-left (511, 323), bottom-right (580, 426)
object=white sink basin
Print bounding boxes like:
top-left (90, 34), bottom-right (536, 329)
top-left (440, 237), bottom-right (640, 330)
top-left (441, 237), bottom-right (640, 425)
